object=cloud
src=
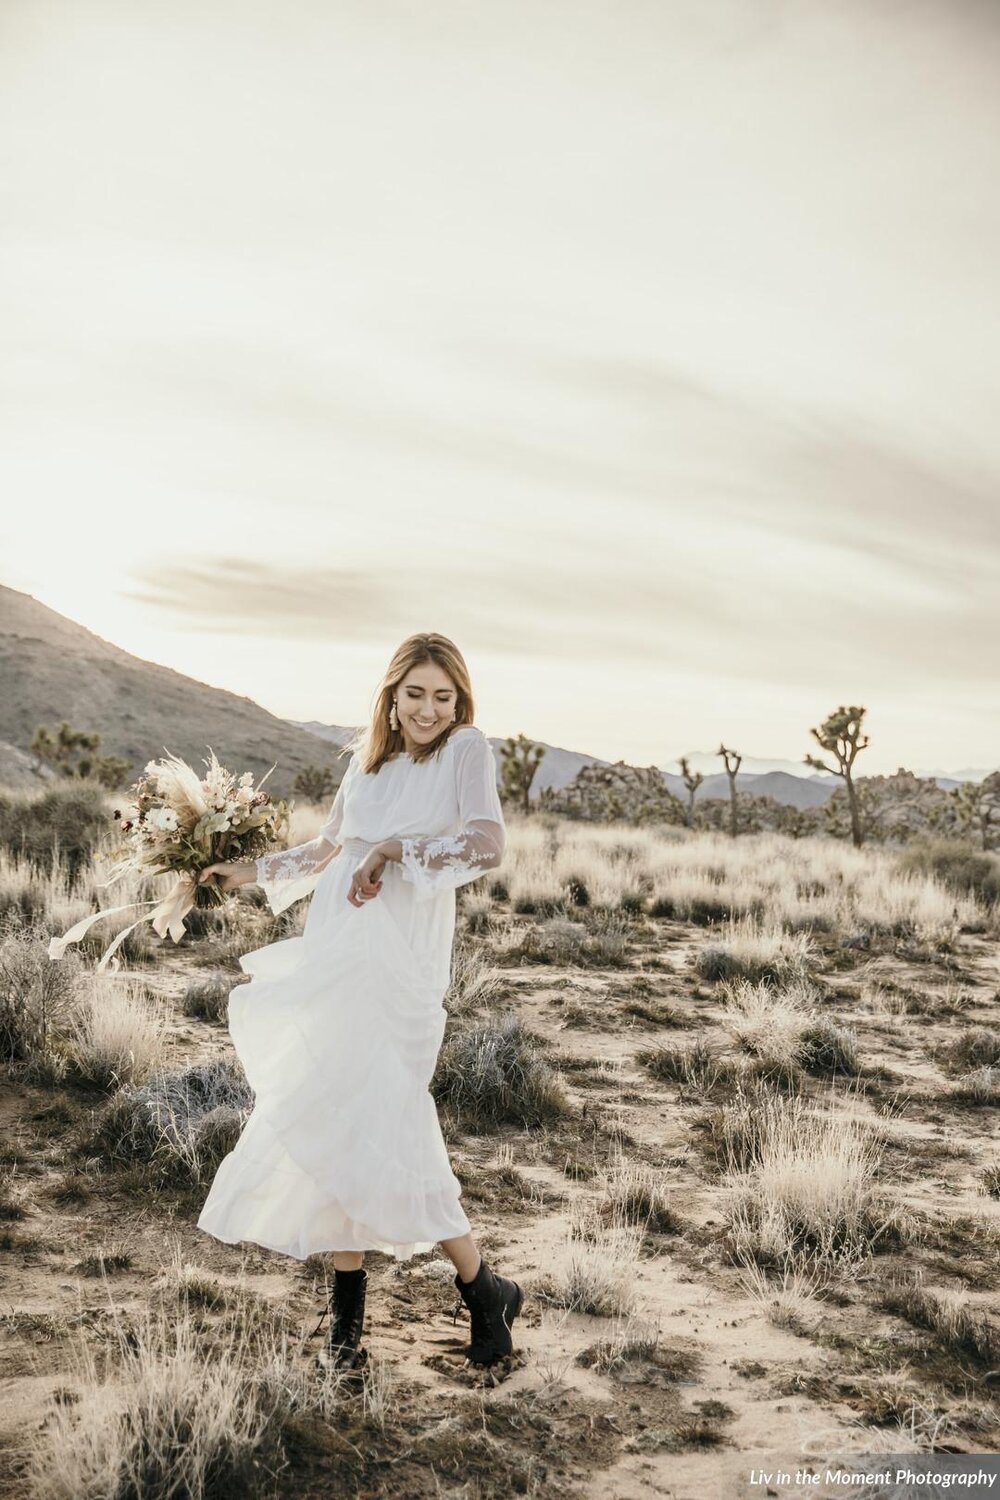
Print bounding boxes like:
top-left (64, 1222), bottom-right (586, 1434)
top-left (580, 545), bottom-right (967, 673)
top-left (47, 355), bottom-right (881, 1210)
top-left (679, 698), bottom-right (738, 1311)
top-left (126, 530), bottom-right (997, 699)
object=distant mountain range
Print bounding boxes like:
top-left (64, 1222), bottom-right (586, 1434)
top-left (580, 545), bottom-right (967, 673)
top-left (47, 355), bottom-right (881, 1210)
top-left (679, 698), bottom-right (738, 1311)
top-left (293, 723), bottom-right (986, 809)
top-left (0, 586), bottom-right (988, 805)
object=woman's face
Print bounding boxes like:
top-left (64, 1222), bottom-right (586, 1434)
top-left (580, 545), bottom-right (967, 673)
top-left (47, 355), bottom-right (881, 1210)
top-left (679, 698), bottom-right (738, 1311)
top-left (395, 663), bottom-right (458, 751)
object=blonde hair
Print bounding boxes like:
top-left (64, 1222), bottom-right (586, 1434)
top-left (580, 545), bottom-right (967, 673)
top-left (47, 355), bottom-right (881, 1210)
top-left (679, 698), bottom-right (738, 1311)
top-left (346, 633), bottom-right (475, 776)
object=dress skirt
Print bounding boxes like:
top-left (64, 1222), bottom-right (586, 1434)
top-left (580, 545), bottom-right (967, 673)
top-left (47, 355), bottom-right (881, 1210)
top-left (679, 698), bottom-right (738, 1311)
top-left (196, 836), bottom-right (472, 1261)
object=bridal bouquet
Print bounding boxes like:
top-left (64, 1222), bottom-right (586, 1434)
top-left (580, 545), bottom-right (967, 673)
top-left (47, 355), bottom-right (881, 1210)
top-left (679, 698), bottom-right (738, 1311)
top-left (48, 748), bottom-right (290, 972)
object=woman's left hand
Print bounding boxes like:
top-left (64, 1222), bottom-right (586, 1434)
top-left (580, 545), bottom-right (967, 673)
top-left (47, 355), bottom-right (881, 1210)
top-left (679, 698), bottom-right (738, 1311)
top-left (347, 848), bottom-right (387, 907)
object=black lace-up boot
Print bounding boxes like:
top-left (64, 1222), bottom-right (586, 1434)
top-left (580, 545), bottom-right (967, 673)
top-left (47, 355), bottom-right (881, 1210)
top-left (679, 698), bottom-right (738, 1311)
top-left (315, 1266), bottom-right (368, 1372)
top-left (451, 1257), bottom-right (523, 1366)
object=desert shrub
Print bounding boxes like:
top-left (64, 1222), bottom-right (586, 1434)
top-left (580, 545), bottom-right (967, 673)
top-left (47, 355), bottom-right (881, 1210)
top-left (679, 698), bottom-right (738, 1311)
top-left (68, 975), bottom-right (167, 1088)
top-left (0, 915), bottom-right (79, 1067)
top-left (896, 838), bottom-right (1000, 907)
top-left (89, 1059), bottom-right (253, 1186)
top-left (796, 1021), bottom-right (859, 1076)
top-left (431, 1012), bottom-right (571, 1131)
top-left (182, 976), bottom-right (235, 1024)
top-left (0, 782), bottom-right (112, 883)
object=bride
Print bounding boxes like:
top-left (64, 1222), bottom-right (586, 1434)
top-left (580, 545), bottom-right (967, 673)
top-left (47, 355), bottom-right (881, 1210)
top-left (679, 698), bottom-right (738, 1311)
top-left (195, 632), bottom-right (524, 1373)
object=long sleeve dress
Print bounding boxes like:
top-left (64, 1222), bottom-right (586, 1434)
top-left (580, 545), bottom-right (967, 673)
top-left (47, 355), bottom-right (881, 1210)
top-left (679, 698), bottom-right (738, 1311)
top-left (196, 724), bottom-right (506, 1262)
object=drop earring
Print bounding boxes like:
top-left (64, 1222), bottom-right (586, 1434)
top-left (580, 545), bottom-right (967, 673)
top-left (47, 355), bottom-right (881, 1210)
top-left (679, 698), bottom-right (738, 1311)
top-left (389, 701), bottom-right (399, 731)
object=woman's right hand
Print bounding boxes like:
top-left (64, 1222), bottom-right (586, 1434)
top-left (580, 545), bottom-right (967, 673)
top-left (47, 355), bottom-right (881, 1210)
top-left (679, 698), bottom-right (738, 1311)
top-left (198, 861), bottom-right (255, 893)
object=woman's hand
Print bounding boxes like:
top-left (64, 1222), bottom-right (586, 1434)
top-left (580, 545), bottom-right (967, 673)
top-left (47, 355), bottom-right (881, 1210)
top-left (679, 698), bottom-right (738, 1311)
top-left (347, 848), bottom-right (387, 907)
top-left (198, 861), bottom-right (256, 893)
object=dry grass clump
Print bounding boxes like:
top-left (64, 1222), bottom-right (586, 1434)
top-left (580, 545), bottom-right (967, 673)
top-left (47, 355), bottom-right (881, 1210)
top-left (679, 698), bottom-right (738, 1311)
top-left (722, 1096), bottom-right (907, 1268)
top-left (636, 1038), bottom-right (741, 1096)
top-left (696, 915), bottom-right (813, 986)
top-left (878, 1277), bottom-right (1000, 1370)
top-left (489, 911), bottom-right (631, 969)
top-left (0, 780), bottom-right (112, 881)
top-left (67, 974), bottom-right (167, 1088)
top-left (460, 891), bottom-right (495, 934)
top-left (701, 1084), bottom-right (794, 1173)
top-left (24, 1291), bottom-right (380, 1500)
top-left (181, 975), bottom-right (235, 1023)
top-left (88, 1059), bottom-right (253, 1186)
top-left (722, 977), bottom-right (815, 1072)
top-left (897, 837), bottom-right (1000, 908)
top-left (737, 1259), bottom-right (828, 1333)
top-left (575, 1319), bottom-right (701, 1384)
top-left (444, 935), bottom-right (507, 1017)
top-left (0, 915), bottom-right (79, 1072)
top-left (432, 1012), bottom-right (571, 1131)
top-left (796, 1020), bottom-right (859, 1076)
top-left (575, 1319), bottom-right (662, 1374)
top-left (502, 821), bottom-right (566, 915)
top-left (0, 847), bottom-right (96, 933)
top-left (647, 870), bottom-right (747, 925)
top-left (206, 900), bottom-right (290, 964)
top-left (937, 1027), bottom-right (1000, 1075)
top-left (535, 1207), bottom-right (645, 1317)
top-left (949, 1065), bottom-right (1000, 1107)
top-left (0, 1166), bottom-right (28, 1222)
top-left (844, 868), bottom-right (980, 944)
top-left (73, 1242), bottom-right (134, 1277)
top-left (599, 1156), bottom-right (683, 1235)
top-left (979, 1161), bottom-right (1000, 1199)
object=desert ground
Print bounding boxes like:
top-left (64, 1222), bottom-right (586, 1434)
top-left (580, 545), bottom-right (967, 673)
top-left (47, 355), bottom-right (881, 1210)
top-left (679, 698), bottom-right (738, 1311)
top-left (1, 801), bottom-right (998, 1498)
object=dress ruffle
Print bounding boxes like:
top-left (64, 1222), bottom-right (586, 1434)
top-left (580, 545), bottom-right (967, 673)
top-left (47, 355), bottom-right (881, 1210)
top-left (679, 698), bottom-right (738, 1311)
top-left (196, 852), bottom-right (471, 1261)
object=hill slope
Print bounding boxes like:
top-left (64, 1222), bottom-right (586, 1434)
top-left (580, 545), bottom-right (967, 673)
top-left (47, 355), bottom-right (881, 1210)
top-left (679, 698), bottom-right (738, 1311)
top-left (0, 587), bottom-right (347, 796)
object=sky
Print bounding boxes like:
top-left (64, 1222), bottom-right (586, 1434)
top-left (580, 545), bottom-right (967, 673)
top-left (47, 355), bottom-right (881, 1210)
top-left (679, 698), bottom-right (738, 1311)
top-left (1, 0), bottom-right (998, 777)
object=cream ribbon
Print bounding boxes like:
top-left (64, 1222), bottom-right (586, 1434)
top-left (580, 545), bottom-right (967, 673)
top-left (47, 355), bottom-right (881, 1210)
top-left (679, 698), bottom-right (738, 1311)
top-left (47, 872), bottom-right (201, 973)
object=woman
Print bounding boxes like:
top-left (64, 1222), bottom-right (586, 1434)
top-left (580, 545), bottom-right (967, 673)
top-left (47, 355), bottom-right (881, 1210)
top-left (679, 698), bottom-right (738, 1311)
top-left (196, 632), bottom-right (524, 1374)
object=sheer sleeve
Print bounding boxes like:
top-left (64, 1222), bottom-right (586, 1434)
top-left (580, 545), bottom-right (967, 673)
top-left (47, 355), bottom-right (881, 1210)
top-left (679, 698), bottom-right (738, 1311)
top-left (254, 756), bottom-right (354, 915)
top-left (399, 730), bottom-right (506, 902)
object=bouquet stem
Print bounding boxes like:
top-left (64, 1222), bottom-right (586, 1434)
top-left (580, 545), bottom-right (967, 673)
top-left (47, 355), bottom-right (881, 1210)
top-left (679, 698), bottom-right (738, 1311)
top-left (193, 878), bottom-right (228, 911)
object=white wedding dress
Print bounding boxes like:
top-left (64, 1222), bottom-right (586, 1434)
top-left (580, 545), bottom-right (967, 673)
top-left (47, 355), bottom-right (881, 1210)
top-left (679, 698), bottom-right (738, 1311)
top-left (196, 724), bottom-right (506, 1261)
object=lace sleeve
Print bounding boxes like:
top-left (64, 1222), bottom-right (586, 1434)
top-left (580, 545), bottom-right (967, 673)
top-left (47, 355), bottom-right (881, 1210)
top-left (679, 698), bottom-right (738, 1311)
top-left (399, 730), bottom-right (506, 902)
top-left (255, 756), bottom-right (353, 915)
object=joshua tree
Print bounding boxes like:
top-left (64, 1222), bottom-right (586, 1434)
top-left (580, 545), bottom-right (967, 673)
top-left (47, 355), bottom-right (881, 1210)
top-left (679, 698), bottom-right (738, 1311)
top-left (804, 704), bottom-right (870, 848)
top-left (950, 776), bottom-right (997, 853)
top-left (717, 744), bottom-right (742, 838)
top-left (499, 734), bottom-right (546, 816)
top-left (32, 721), bottom-right (100, 774)
top-left (678, 756), bottom-right (704, 829)
top-left (31, 721), bottom-right (130, 789)
top-left (293, 765), bottom-right (337, 803)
